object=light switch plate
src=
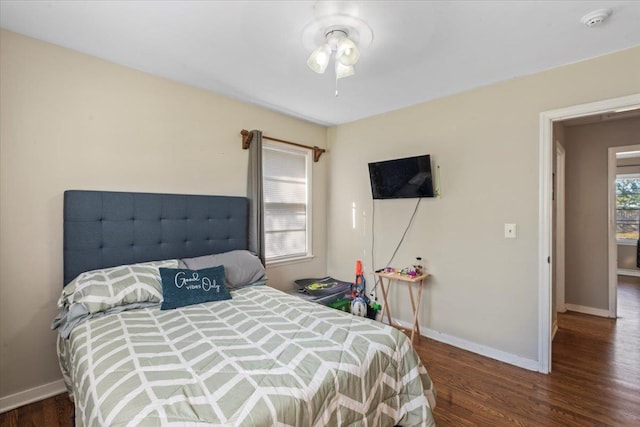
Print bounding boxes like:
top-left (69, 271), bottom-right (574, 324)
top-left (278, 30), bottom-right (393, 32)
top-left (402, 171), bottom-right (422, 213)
top-left (505, 223), bottom-right (517, 239)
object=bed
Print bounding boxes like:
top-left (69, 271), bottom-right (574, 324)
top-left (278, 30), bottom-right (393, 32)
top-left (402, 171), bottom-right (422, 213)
top-left (54, 190), bottom-right (436, 426)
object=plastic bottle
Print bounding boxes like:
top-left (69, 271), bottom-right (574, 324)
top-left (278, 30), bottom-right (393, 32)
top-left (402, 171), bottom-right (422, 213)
top-left (414, 257), bottom-right (423, 275)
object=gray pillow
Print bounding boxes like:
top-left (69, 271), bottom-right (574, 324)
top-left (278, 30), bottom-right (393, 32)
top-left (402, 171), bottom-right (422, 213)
top-left (180, 250), bottom-right (266, 289)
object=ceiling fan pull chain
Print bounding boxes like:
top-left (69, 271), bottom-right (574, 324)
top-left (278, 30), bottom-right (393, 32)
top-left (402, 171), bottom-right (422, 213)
top-left (335, 74), bottom-right (339, 97)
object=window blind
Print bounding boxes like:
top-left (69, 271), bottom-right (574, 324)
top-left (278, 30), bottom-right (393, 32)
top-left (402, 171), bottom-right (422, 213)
top-left (263, 144), bottom-right (309, 260)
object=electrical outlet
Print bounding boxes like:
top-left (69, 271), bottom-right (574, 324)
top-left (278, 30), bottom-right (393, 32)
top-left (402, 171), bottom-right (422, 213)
top-left (505, 223), bottom-right (517, 239)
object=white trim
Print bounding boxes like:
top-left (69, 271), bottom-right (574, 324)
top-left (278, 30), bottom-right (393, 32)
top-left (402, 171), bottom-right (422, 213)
top-left (539, 107), bottom-right (553, 374)
top-left (565, 304), bottom-right (612, 318)
top-left (617, 151), bottom-right (640, 159)
top-left (538, 93), bottom-right (640, 374)
top-left (556, 144), bottom-right (566, 313)
top-left (0, 379), bottom-right (66, 414)
top-left (386, 317), bottom-right (539, 372)
top-left (618, 268), bottom-right (640, 277)
top-left (266, 253), bottom-right (315, 267)
top-left (617, 239), bottom-right (638, 246)
top-left (552, 319), bottom-right (558, 340)
top-left (608, 146), bottom-right (617, 319)
top-left (615, 173), bottom-right (640, 179)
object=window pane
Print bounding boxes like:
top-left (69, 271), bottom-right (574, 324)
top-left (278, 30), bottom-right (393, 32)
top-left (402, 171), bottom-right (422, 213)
top-left (616, 208), bottom-right (639, 240)
top-left (265, 230), bottom-right (306, 259)
top-left (263, 179), bottom-right (306, 204)
top-left (263, 148), bottom-right (306, 180)
top-left (262, 142), bottom-right (310, 260)
top-left (264, 203), bottom-right (306, 231)
top-left (615, 177), bottom-right (640, 240)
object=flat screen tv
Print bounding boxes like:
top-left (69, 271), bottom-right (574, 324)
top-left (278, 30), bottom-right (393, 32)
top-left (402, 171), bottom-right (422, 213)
top-left (368, 155), bottom-right (435, 199)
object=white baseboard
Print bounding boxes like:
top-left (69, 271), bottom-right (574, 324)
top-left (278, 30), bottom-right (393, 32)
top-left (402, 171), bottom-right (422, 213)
top-left (0, 379), bottom-right (66, 414)
top-left (552, 319), bottom-right (558, 340)
top-left (564, 303), bottom-right (611, 318)
top-left (617, 268), bottom-right (640, 278)
top-left (387, 317), bottom-right (539, 372)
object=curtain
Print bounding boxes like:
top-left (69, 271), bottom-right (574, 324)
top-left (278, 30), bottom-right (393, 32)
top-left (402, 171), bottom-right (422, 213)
top-left (247, 129), bottom-right (265, 266)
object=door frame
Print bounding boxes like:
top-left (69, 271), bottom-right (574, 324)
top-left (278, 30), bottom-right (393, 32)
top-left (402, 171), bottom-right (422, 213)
top-left (538, 93), bottom-right (640, 374)
top-left (555, 144), bottom-right (566, 314)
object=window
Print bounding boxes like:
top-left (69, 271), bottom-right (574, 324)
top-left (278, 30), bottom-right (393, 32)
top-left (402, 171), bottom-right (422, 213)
top-left (615, 174), bottom-right (640, 243)
top-left (262, 141), bottom-right (312, 262)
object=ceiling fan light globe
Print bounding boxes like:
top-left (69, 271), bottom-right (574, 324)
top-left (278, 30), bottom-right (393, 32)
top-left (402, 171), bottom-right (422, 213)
top-left (307, 44), bottom-right (331, 74)
top-left (336, 37), bottom-right (360, 66)
top-left (335, 61), bottom-right (354, 79)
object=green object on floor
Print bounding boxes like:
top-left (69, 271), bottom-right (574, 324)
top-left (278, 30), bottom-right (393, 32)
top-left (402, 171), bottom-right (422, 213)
top-left (327, 298), bottom-right (351, 312)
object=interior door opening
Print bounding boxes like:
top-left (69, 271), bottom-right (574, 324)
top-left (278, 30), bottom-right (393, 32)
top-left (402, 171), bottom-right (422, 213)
top-left (539, 94), bottom-right (640, 374)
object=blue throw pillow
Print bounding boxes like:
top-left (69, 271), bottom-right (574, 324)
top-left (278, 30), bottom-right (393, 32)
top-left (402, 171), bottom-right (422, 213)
top-left (159, 266), bottom-right (231, 310)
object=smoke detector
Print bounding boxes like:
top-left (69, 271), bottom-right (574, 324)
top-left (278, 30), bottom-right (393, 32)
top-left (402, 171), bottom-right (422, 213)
top-left (581, 8), bottom-right (612, 27)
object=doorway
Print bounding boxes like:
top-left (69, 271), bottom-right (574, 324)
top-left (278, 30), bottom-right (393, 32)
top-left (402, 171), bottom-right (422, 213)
top-left (538, 94), bottom-right (640, 374)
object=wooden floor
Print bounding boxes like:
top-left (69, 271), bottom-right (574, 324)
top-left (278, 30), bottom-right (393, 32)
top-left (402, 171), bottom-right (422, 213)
top-left (419, 276), bottom-right (640, 426)
top-left (0, 393), bottom-right (73, 427)
top-left (1, 278), bottom-right (639, 426)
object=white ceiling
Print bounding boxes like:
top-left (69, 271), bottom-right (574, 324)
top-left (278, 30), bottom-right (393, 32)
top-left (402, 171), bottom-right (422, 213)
top-left (2, 1), bottom-right (639, 126)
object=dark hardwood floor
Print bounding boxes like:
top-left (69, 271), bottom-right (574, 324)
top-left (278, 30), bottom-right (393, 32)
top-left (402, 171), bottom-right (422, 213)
top-left (420, 276), bottom-right (640, 426)
top-left (2, 278), bottom-right (638, 426)
top-left (0, 393), bottom-right (73, 427)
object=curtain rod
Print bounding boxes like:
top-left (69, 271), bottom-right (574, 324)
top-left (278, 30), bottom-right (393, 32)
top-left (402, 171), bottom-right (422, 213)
top-left (240, 129), bottom-right (326, 162)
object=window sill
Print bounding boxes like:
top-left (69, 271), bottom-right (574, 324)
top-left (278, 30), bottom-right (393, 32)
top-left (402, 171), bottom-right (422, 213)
top-left (617, 240), bottom-right (638, 246)
top-left (266, 254), bottom-right (315, 268)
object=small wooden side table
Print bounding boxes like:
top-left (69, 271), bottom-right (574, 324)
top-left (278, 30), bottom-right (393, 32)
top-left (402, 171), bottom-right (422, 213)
top-left (374, 271), bottom-right (430, 343)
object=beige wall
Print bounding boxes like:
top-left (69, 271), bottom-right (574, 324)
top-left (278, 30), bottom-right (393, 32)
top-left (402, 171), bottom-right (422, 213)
top-left (618, 245), bottom-right (639, 270)
top-left (0, 30), bottom-right (327, 398)
top-left (563, 117), bottom-right (640, 309)
top-left (327, 47), bottom-right (640, 361)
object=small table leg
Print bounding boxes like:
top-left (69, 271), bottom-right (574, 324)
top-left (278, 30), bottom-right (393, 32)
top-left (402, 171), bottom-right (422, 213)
top-left (411, 279), bottom-right (424, 342)
top-left (373, 272), bottom-right (428, 346)
top-left (379, 277), bottom-right (393, 326)
top-left (407, 281), bottom-right (417, 341)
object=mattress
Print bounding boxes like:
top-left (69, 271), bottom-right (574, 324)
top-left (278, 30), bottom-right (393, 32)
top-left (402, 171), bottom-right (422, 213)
top-left (58, 285), bottom-right (436, 426)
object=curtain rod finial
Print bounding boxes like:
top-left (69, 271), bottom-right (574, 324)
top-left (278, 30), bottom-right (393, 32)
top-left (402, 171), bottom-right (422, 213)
top-left (313, 146), bottom-right (326, 162)
top-left (241, 129), bottom-right (253, 150)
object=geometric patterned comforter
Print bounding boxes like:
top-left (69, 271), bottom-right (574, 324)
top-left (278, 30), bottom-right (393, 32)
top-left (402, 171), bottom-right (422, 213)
top-left (58, 285), bottom-right (436, 426)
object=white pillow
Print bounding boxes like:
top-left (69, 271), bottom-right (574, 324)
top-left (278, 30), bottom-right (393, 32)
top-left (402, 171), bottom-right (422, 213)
top-left (59, 259), bottom-right (178, 314)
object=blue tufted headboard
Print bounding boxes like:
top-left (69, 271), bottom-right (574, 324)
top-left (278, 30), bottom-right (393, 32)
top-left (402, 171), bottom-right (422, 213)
top-left (63, 190), bottom-right (248, 285)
